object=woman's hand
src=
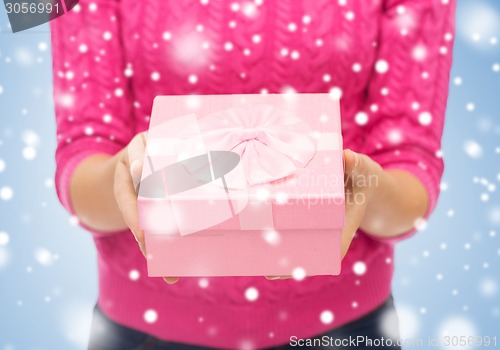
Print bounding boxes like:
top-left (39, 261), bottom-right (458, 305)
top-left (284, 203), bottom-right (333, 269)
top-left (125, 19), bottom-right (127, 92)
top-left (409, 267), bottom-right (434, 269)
top-left (112, 137), bottom-right (426, 284)
top-left (265, 149), bottom-right (376, 280)
top-left (113, 132), bottom-right (180, 285)
top-left (266, 147), bottom-right (430, 281)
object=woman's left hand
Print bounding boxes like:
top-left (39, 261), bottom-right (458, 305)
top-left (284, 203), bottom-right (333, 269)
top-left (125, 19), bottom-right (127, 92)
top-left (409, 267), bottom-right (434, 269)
top-left (265, 149), bottom-right (376, 281)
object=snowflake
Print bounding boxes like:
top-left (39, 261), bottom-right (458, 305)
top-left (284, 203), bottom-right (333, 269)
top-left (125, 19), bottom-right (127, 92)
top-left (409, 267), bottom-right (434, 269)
top-left (144, 309), bottom-right (158, 323)
top-left (35, 247), bottom-right (56, 266)
top-left (242, 3), bottom-right (257, 18)
top-left (438, 316), bottom-right (477, 349)
top-left (0, 187), bottom-right (13, 201)
top-left (262, 230), bottom-right (281, 246)
top-left (352, 261), bottom-right (367, 275)
top-left (329, 87), bottom-right (342, 100)
top-left (479, 278), bottom-right (498, 297)
top-left (245, 287), bottom-right (259, 301)
top-left (103, 31), bottom-right (112, 40)
top-left (129, 269), bottom-right (140, 281)
top-left (354, 111), bottom-right (368, 126)
top-left (103, 114), bottom-right (112, 123)
top-left (292, 267), bottom-right (306, 281)
top-left (198, 278), bottom-right (209, 288)
top-left (375, 59), bottom-right (389, 74)
top-left (230, 2), bottom-right (240, 11)
top-left (162, 31), bottom-right (172, 41)
top-left (151, 72), bottom-right (160, 81)
top-left (0, 231), bottom-right (9, 246)
top-left (412, 45), bottom-right (427, 61)
top-left (22, 130), bottom-right (40, 146)
top-left (22, 146), bottom-right (37, 160)
top-left (463, 140), bottom-right (483, 158)
top-left (290, 50), bottom-right (300, 60)
top-left (418, 111), bottom-right (432, 125)
top-left (345, 11), bottom-right (355, 21)
top-left (320, 310), bottom-right (334, 324)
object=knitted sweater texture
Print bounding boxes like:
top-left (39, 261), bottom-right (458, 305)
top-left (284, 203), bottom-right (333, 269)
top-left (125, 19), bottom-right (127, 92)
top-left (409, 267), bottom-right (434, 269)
top-left (50, 0), bottom-right (455, 348)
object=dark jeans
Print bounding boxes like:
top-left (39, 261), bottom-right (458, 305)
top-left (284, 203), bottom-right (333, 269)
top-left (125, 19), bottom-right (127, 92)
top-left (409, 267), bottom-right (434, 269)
top-left (88, 296), bottom-right (401, 350)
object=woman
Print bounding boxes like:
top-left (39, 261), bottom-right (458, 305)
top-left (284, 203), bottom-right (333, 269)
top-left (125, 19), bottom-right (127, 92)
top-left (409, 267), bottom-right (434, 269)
top-left (50, 0), bottom-right (455, 349)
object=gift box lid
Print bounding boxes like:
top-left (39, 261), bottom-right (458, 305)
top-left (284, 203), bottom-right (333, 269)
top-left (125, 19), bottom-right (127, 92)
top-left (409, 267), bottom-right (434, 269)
top-left (138, 93), bottom-right (344, 236)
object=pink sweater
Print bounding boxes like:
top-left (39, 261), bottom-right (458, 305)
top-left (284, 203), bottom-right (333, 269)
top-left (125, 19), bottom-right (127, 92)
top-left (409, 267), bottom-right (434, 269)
top-left (50, 0), bottom-right (454, 348)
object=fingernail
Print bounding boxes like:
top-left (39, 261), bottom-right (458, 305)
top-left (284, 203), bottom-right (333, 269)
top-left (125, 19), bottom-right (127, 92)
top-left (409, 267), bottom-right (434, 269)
top-left (138, 242), bottom-right (147, 258)
top-left (163, 277), bottom-right (179, 284)
top-left (351, 150), bottom-right (360, 176)
top-left (267, 276), bottom-right (281, 280)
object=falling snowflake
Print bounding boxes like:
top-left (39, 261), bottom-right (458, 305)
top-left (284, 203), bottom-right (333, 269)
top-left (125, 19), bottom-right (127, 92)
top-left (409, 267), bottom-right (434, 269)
top-left (35, 247), bottom-right (56, 266)
top-left (375, 59), bottom-right (389, 74)
top-left (292, 267), bottom-right (306, 281)
top-left (463, 140), bottom-right (483, 158)
top-left (129, 269), bottom-right (140, 281)
top-left (477, 278), bottom-right (497, 298)
top-left (0, 186), bottom-right (13, 201)
top-left (381, 304), bottom-right (420, 340)
top-left (418, 111), bottom-right (432, 125)
top-left (412, 45), bottom-right (427, 61)
top-left (151, 72), bottom-right (160, 81)
top-left (22, 130), bottom-right (40, 147)
top-left (144, 309), bottom-right (158, 323)
top-left (328, 87), bottom-right (342, 100)
top-left (0, 231), bottom-right (9, 246)
top-left (262, 230), bottom-right (281, 246)
top-left (438, 316), bottom-right (478, 349)
top-left (245, 287), bottom-right (259, 302)
top-left (22, 146), bottom-right (37, 160)
top-left (352, 261), bottom-right (367, 275)
top-left (352, 63), bottom-right (362, 72)
top-left (320, 310), bottom-right (334, 324)
top-left (489, 207), bottom-right (500, 225)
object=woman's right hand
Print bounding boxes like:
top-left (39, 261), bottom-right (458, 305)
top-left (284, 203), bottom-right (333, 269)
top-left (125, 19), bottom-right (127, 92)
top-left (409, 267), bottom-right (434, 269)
top-left (113, 132), bottom-right (180, 284)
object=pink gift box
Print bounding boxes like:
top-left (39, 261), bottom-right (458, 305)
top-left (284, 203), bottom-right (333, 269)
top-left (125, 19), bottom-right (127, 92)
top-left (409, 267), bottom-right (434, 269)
top-left (138, 93), bottom-right (344, 277)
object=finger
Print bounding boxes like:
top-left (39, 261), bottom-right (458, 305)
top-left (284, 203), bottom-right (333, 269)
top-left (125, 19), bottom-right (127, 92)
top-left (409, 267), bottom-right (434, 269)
top-left (114, 158), bottom-right (144, 245)
top-left (163, 277), bottom-right (180, 284)
top-left (265, 276), bottom-right (282, 280)
top-left (343, 149), bottom-right (361, 179)
top-left (127, 132), bottom-right (148, 191)
top-left (340, 206), bottom-right (367, 259)
top-left (138, 241), bottom-right (147, 258)
top-left (130, 158), bottom-right (143, 193)
top-left (265, 275), bottom-right (295, 280)
top-left (127, 132), bottom-right (148, 163)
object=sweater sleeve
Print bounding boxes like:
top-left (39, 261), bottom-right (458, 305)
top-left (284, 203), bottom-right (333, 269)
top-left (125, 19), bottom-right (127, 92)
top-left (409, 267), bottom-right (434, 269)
top-left (358, 0), bottom-right (455, 243)
top-left (50, 0), bottom-right (134, 217)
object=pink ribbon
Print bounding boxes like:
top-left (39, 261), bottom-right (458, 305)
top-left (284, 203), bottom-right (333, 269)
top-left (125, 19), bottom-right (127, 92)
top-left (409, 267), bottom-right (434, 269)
top-left (198, 104), bottom-right (317, 186)
top-left (139, 105), bottom-right (321, 236)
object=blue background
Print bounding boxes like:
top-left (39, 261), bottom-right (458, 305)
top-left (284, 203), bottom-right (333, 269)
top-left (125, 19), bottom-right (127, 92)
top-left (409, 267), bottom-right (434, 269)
top-left (0, 1), bottom-right (499, 349)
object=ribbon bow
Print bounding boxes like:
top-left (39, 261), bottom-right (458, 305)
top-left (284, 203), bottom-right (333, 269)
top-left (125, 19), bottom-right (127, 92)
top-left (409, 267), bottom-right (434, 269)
top-left (198, 104), bottom-right (317, 185)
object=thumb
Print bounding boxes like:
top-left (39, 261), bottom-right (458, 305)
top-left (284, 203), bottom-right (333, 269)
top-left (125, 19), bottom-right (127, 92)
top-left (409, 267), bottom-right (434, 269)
top-left (343, 149), bottom-right (361, 182)
top-left (127, 132), bottom-right (148, 192)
